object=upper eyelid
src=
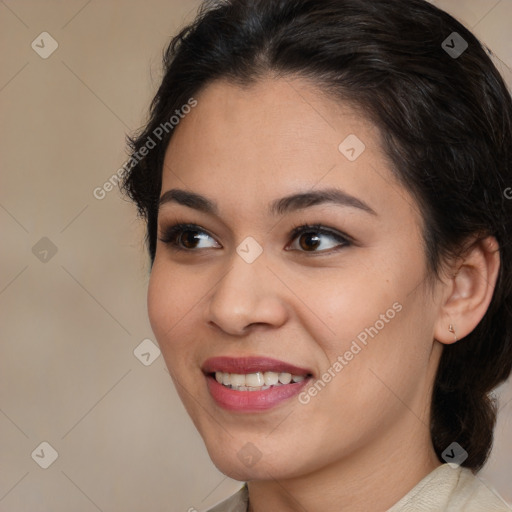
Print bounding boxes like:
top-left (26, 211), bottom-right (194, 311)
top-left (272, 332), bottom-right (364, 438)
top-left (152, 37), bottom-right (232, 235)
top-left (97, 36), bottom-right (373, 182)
top-left (158, 222), bottom-right (346, 239)
top-left (158, 223), bottom-right (219, 245)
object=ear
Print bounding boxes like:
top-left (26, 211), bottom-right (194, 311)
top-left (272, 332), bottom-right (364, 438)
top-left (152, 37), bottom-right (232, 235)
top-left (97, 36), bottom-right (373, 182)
top-left (434, 235), bottom-right (500, 345)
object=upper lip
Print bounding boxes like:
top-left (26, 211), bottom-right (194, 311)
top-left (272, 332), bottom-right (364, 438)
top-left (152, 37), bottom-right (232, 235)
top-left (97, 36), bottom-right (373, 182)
top-left (202, 356), bottom-right (312, 376)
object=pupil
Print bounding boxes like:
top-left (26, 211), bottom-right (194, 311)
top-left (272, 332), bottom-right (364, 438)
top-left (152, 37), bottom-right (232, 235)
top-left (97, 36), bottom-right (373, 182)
top-left (182, 230), bottom-right (200, 248)
top-left (300, 233), bottom-right (320, 251)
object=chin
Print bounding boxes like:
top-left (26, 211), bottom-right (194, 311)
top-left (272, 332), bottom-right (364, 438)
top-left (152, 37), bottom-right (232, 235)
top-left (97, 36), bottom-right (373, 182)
top-left (205, 441), bottom-right (304, 482)
top-left (211, 457), bottom-right (285, 482)
top-left (212, 460), bottom-right (258, 481)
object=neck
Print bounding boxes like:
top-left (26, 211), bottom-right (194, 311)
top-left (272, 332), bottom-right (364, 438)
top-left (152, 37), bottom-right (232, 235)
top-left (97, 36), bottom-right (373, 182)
top-left (246, 415), bottom-right (441, 512)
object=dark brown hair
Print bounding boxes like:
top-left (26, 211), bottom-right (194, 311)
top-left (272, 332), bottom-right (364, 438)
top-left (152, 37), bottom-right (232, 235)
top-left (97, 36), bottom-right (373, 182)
top-left (121, 0), bottom-right (512, 472)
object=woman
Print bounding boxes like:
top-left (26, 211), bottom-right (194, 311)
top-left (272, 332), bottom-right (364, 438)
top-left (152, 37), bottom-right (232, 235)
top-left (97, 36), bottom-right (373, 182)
top-left (121, 0), bottom-right (512, 510)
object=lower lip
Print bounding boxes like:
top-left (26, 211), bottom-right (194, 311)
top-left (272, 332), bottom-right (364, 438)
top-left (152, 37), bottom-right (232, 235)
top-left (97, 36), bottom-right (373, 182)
top-left (205, 374), bottom-right (310, 412)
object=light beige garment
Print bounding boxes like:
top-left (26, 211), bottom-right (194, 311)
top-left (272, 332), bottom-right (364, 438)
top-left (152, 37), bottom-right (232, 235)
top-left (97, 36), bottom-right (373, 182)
top-left (205, 463), bottom-right (511, 511)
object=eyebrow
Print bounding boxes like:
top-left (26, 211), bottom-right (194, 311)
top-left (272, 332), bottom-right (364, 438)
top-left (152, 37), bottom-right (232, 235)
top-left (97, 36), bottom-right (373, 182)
top-left (158, 187), bottom-right (377, 216)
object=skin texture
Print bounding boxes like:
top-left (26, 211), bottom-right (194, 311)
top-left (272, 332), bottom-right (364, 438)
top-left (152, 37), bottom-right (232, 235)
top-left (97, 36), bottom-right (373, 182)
top-left (147, 77), bottom-right (500, 512)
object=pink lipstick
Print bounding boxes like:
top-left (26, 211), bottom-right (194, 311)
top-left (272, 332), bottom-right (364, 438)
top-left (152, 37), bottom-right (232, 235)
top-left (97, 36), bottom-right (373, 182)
top-left (202, 356), bottom-right (312, 412)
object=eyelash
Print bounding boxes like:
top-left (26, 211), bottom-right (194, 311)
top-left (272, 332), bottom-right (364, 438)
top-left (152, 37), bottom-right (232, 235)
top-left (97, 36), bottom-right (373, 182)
top-left (158, 222), bottom-right (352, 254)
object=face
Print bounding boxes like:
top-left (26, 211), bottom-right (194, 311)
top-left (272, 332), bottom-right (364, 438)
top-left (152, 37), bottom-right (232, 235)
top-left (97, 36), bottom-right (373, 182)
top-left (148, 77), bottom-right (444, 481)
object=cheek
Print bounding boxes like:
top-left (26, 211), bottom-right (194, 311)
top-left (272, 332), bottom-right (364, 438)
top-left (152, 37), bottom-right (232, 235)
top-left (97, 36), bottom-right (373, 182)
top-left (147, 267), bottom-right (169, 340)
top-left (303, 259), bottom-right (431, 393)
top-left (147, 266), bottom-right (203, 391)
top-left (320, 292), bottom-right (432, 415)
top-left (147, 263), bottom-right (194, 351)
top-left (299, 268), bottom-right (400, 349)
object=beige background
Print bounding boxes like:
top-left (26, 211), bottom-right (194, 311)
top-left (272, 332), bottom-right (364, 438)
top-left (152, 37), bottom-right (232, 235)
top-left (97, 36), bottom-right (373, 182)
top-left (0, 1), bottom-right (511, 510)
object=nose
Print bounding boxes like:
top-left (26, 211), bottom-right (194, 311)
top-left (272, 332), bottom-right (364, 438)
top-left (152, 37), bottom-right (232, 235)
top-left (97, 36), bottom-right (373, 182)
top-left (205, 251), bottom-right (289, 336)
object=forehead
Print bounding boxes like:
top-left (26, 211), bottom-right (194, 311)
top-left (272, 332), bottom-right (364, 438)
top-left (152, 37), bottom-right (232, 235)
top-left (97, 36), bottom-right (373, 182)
top-left (164, 76), bottom-right (373, 175)
top-left (160, 77), bottom-right (418, 226)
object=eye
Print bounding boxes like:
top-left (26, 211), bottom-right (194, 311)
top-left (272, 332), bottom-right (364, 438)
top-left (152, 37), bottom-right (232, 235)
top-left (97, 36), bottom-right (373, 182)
top-left (158, 223), bottom-right (219, 251)
top-left (158, 222), bottom-right (352, 254)
top-left (287, 223), bottom-right (351, 253)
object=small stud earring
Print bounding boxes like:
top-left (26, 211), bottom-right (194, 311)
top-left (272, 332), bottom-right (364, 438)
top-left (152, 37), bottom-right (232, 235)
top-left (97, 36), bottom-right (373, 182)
top-left (448, 324), bottom-right (457, 342)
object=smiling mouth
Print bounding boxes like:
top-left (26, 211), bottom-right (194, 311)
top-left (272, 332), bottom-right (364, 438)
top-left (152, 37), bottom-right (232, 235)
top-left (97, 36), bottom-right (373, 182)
top-left (202, 356), bottom-right (313, 411)
top-left (210, 371), bottom-right (312, 391)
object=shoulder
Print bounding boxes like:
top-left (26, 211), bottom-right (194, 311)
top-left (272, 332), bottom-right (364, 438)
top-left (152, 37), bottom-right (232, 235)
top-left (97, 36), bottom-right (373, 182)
top-left (202, 466), bottom-right (511, 512)
top-left (204, 484), bottom-right (248, 512)
top-left (388, 463), bottom-right (511, 512)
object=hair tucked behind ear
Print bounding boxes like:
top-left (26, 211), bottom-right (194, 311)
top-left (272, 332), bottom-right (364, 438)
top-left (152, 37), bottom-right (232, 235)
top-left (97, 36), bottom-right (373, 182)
top-left (430, 292), bottom-right (510, 470)
top-left (120, 0), bottom-right (512, 471)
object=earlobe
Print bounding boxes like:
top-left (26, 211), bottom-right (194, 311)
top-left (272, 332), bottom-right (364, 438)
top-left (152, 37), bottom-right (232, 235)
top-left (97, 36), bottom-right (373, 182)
top-left (434, 322), bottom-right (459, 345)
top-left (433, 235), bottom-right (500, 346)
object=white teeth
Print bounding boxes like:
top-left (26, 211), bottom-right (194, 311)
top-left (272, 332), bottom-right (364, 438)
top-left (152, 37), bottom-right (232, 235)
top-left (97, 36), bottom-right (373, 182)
top-left (246, 372), bottom-right (265, 387)
top-left (214, 371), bottom-right (308, 390)
top-left (278, 372), bottom-right (292, 384)
top-left (263, 371), bottom-right (279, 386)
top-left (230, 374), bottom-right (246, 387)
